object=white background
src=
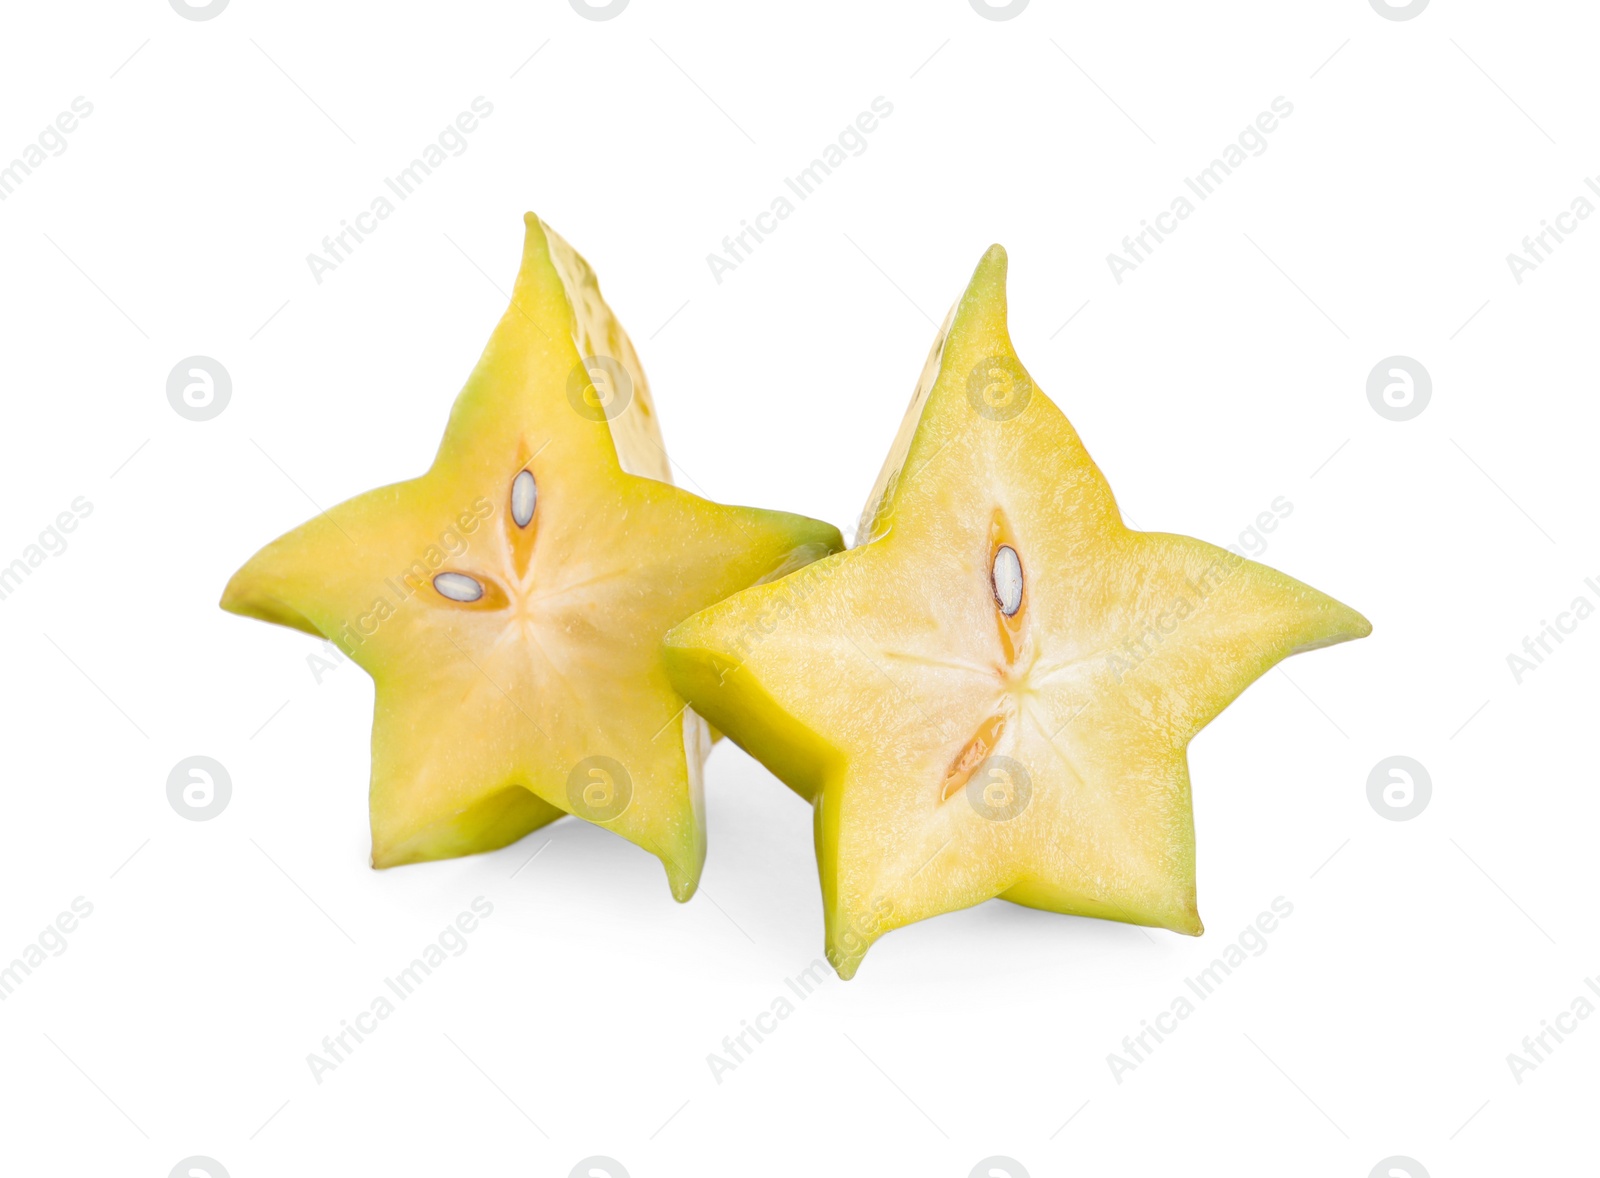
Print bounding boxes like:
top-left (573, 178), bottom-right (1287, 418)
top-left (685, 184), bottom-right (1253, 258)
top-left (0, 2), bottom-right (1593, 1175)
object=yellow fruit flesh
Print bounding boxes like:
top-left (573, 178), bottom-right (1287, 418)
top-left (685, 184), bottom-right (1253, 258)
top-left (222, 214), bottom-right (842, 896)
top-left (665, 246), bottom-right (1370, 974)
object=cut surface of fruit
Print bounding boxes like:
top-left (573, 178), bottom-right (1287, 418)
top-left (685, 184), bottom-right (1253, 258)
top-left (222, 214), bottom-right (842, 897)
top-left (664, 245), bottom-right (1370, 975)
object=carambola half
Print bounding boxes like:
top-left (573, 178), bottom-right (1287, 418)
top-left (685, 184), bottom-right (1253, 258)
top-left (222, 214), bottom-right (842, 897)
top-left (664, 245), bottom-right (1370, 976)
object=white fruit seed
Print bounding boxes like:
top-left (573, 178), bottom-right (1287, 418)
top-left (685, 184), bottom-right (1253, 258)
top-left (433, 572), bottom-right (485, 603)
top-left (511, 469), bottom-right (537, 528)
top-left (992, 545), bottom-right (1022, 617)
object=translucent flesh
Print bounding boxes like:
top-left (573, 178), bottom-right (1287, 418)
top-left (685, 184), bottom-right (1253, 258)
top-left (221, 215), bottom-right (842, 896)
top-left (665, 246), bottom-right (1370, 974)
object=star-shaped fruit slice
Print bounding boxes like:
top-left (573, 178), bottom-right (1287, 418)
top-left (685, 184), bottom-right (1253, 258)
top-left (663, 245), bottom-right (1370, 975)
top-left (222, 214), bottom-right (841, 898)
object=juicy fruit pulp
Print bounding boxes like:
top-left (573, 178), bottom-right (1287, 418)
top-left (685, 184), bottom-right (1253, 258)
top-left (222, 214), bottom-right (841, 897)
top-left (664, 245), bottom-right (1370, 976)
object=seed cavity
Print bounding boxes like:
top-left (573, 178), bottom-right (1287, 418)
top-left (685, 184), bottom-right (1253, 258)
top-left (992, 545), bottom-right (1022, 616)
top-left (433, 572), bottom-right (485, 603)
top-left (942, 713), bottom-right (1007, 801)
top-left (511, 469), bottom-right (537, 528)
